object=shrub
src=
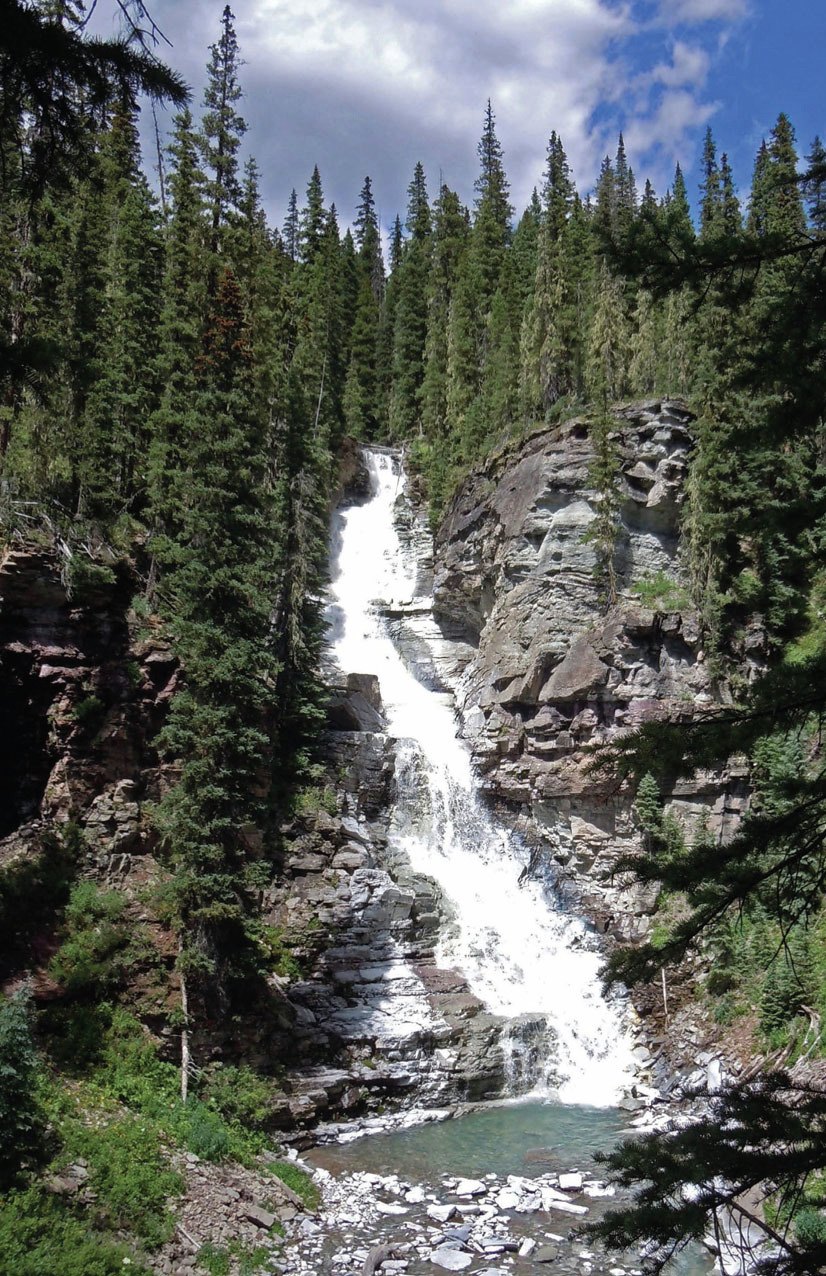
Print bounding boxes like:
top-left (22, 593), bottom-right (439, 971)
top-left (0, 1189), bottom-right (150, 1276)
top-left (0, 992), bottom-right (42, 1183)
top-left (49, 884), bottom-right (130, 998)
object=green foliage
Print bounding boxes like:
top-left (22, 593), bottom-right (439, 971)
top-left (48, 883), bottom-right (135, 999)
top-left (269, 1160), bottom-right (320, 1210)
top-left (61, 1115), bottom-right (181, 1247)
top-left (0, 823), bottom-right (79, 955)
top-left (0, 1188), bottom-right (151, 1276)
top-left (292, 784), bottom-right (338, 817)
top-left (67, 557), bottom-right (118, 602)
top-left (247, 921), bottom-right (306, 980)
top-left (200, 1063), bottom-right (284, 1132)
top-left (198, 1239), bottom-right (274, 1276)
top-left (589, 1072), bottom-right (826, 1274)
top-left (631, 571), bottom-right (691, 612)
top-left (0, 992), bottom-right (42, 1183)
top-left (583, 411), bottom-right (621, 603)
top-left (71, 692), bottom-right (105, 727)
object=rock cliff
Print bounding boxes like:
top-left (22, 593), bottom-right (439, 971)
top-left (0, 402), bottom-right (750, 1135)
top-left (389, 402), bottom-right (748, 945)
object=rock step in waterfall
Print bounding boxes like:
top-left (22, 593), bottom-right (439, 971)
top-left (324, 447), bottom-right (637, 1107)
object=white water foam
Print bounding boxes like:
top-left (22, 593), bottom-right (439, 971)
top-left (326, 449), bottom-right (636, 1107)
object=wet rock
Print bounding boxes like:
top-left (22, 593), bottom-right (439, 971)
top-left (427, 1203), bottom-right (458, 1223)
top-left (454, 1177), bottom-right (487, 1197)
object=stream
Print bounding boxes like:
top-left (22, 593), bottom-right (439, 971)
top-left (293, 449), bottom-right (714, 1276)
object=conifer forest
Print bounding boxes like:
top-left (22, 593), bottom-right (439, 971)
top-left (1, 3), bottom-right (826, 1275)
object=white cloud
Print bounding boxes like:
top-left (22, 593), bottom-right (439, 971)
top-left (656, 0), bottom-right (748, 21)
top-left (128, 0), bottom-right (747, 229)
top-left (647, 40), bottom-right (711, 88)
top-left (624, 88), bottom-right (719, 161)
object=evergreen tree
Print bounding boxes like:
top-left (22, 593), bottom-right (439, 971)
top-left (155, 267), bottom-right (279, 1006)
top-left (389, 162), bottom-right (431, 437)
top-left (510, 190), bottom-right (542, 307)
top-left (805, 135), bottom-right (826, 231)
top-left (614, 133), bottom-right (637, 235)
top-left (147, 106), bottom-right (206, 556)
top-left (298, 165), bottom-right (326, 263)
top-left (699, 126), bottom-right (722, 238)
top-left (198, 5), bottom-right (247, 271)
top-left (594, 154), bottom-right (616, 242)
top-left (586, 257), bottom-right (630, 407)
top-left (474, 100), bottom-right (512, 235)
top-left (73, 98), bottom-right (163, 519)
top-left (354, 174), bottom-right (385, 299)
top-left (282, 187), bottom-right (299, 260)
top-left (421, 184), bottom-right (470, 444)
top-left (628, 288), bottom-right (659, 396)
top-left (543, 130), bottom-right (574, 237)
top-left (719, 152), bottom-right (742, 233)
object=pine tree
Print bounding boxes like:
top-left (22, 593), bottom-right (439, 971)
top-left (719, 152), bottom-right (742, 233)
top-left (354, 174), bottom-right (385, 300)
top-left (421, 184), bottom-right (470, 443)
top-left (198, 5), bottom-right (247, 272)
top-left (543, 130), bottom-right (574, 238)
top-left (155, 267), bottom-right (279, 1006)
top-left (389, 162), bottom-right (431, 437)
top-left (474, 100), bottom-right (512, 236)
top-left (511, 190), bottom-right (541, 307)
top-left (282, 187), bottom-right (299, 260)
top-left (298, 165), bottom-right (326, 263)
top-left (73, 97), bottom-right (163, 519)
top-left (805, 136), bottom-right (826, 231)
top-left (628, 288), bottom-right (659, 396)
top-left (480, 255), bottom-right (520, 440)
top-left (594, 154), bottom-right (616, 242)
top-left (586, 257), bottom-right (630, 407)
top-left (699, 126), bottom-right (722, 239)
top-left (147, 106), bottom-right (206, 557)
top-left (614, 133), bottom-right (637, 235)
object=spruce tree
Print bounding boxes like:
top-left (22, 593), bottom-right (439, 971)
top-left (805, 136), bottom-right (826, 231)
top-left (155, 267), bottom-right (279, 1006)
top-left (198, 5), bottom-right (247, 273)
top-left (354, 174), bottom-right (385, 300)
top-left (282, 187), bottom-right (299, 260)
top-left (389, 162), bottom-right (431, 437)
top-left (298, 165), bottom-right (326, 263)
top-left (699, 126), bottom-right (722, 239)
top-left (73, 97), bottom-right (163, 519)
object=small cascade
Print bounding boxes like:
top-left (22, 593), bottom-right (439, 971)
top-left (327, 448), bottom-right (637, 1107)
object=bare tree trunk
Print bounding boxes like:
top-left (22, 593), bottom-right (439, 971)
top-left (180, 960), bottom-right (190, 1104)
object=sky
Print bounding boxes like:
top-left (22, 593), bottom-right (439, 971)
top-left (98, 0), bottom-right (824, 238)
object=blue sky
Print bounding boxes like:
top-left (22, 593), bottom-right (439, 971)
top-left (102, 0), bottom-right (824, 236)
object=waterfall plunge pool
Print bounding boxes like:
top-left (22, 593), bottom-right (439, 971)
top-left (307, 1099), bottom-right (624, 1181)
top-left (303, 1100), bottom-right (714, 1276)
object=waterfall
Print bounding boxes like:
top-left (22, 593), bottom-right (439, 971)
top-left (327, 448), bottom-right (636, 1108)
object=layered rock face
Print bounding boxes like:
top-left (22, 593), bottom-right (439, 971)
top-left (395, 402), bottom-right (748, 942)
top-left (0, 545), bottom-right (175, 873)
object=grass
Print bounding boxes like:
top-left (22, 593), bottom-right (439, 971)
top-left (269, 1160), bottom-right (320, 1210)
top-left (630, 569), bottom-right (691, 612)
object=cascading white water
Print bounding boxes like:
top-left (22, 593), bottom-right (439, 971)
top-left (327, 449), bottom-right (637, 1107)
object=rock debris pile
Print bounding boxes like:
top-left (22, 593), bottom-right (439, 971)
top-left (280, 1161), bottom-right (650, 1276)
